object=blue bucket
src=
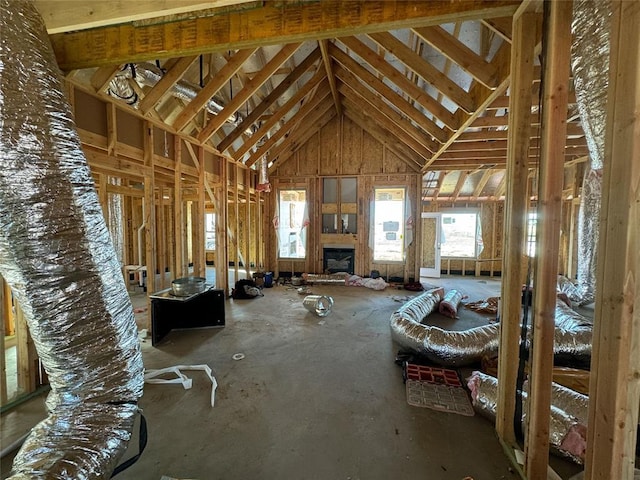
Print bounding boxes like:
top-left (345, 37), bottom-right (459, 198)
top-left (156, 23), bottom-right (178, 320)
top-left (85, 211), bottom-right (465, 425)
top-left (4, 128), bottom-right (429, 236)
top-left (264, 272), bottom-right (274, 288)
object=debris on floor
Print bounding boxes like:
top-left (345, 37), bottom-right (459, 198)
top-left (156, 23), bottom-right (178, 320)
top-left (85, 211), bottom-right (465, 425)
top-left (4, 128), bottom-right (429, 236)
top-left (302, 272), bottom-right (348, 284)
top-left (403, 363), bottom-right (474, 416)
top-left (391, 295), bottom-right (414, 303)
top-left (144, 364), bottom-right (218, 407)
top-left (464, 296), bottom-right (499, 315)
top-left (345, 274), bottom-right (388, 290)
top-left (303, 295), bottom-right (334, 317)
top-left (232, 353), bottom-right (245, 361)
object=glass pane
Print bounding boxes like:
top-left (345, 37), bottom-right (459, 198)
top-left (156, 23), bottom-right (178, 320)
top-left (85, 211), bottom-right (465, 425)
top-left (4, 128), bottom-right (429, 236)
top-left (373, 187), bottom-right (405, 262)
top-left (341, 177), bottom-right (357, 203)
top-left (278, 189), bottom-right (307, 259)
top-left (323, 178), bottom-right (337, 203)
top-left (440, 212), bottom-right (478, 258)
top-left (205, 213), bottom-right (216, 250)
top-left (341, 214), bottom-right (357, 234)
top-left (322, 214), bottom-right (337, 233)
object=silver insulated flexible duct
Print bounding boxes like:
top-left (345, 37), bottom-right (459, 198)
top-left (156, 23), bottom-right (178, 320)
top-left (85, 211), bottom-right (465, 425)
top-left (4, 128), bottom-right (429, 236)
top-left (109, 62), bottom-right (241, 125)
top-left (0, 2), bottom-right (144, 478)
top-left (571, 0), bottom-right (612, 304)
top-left (467, 371), bottom-right (589, 463)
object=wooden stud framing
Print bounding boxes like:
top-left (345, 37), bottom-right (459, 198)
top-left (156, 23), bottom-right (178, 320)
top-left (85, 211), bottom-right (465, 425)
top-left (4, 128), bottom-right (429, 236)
top-left (525, 2), bottom-right (572, 477)
top-left (0, 276), bottom-right (8, 404)
top-left (495, 6), bottom-right (539, 445)
top-left (143, 121), bottom-right (157, 315)
top-left (174, 137), bottom-right (186, 277)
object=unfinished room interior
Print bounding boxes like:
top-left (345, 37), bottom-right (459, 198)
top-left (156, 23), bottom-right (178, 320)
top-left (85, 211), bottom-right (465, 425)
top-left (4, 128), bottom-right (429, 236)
top-left (1, 0), bottom-right (638, 478)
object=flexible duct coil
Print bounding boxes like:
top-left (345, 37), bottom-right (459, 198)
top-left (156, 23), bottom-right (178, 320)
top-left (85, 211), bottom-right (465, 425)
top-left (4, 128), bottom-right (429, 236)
top-left (467, 371), bottom-right (589, 463)
top-left (390, 291), bottom-right (592, 367)
top-left (109, 62), bottom-right (241, 125)
top-left (390, 288), bottom-right (501, 367)
top-left (1, 2), bottom-right (144, 478)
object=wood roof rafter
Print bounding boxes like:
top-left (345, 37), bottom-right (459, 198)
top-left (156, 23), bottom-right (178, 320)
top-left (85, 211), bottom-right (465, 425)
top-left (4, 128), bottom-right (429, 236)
top-left (197, 43), bottom-right (302, 144)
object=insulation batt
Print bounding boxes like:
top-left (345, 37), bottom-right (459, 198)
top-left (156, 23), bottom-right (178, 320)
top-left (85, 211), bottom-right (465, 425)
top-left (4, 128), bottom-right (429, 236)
top-left (438, 289), bottom-right (464, 318)
top-left (467, 371), bottom-right (589, 464)
top-left (0, 2), bottom-right (144, 478)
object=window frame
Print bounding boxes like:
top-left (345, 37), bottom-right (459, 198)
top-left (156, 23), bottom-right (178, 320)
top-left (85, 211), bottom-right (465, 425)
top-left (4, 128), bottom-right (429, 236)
top-left (439, 208), bottom-right (481, 259)
top-left (277, 188), bottom-right (308, 260)
top-left (372, 186), bottom-right (406, 264)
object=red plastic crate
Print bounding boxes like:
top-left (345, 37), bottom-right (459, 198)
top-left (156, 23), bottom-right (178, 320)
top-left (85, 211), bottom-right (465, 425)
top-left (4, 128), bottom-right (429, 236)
top-left (404, 364), bottom-right (462, 387)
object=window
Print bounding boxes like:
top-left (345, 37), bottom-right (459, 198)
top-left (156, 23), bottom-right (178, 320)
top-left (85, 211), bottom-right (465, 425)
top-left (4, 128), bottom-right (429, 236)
top-left (205, 213), bottom-right (216, 250)
top-left (440, 211), bottom-right (481, 258)
top-left (321, 177), bottom-right (357, 234)
top-left (373, 187), bottom-right (405, 262)
top-left (277, 189), bottom-right (308, 259)
top-left (526, 211), bottom-right (537, 257)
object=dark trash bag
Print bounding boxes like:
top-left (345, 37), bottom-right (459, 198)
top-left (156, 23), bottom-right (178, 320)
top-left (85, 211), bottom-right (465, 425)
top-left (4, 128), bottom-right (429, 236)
top-left (231, 279), bottom-right (263, 299)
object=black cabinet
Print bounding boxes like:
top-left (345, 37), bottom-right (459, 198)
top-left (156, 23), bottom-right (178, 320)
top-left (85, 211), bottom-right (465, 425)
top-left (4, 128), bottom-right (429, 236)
top-left (150, 287), bottom-right (225, 346)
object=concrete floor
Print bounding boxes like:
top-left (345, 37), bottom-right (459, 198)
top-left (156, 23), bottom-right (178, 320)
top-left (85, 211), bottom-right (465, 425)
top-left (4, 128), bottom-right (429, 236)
top-left (1, 276), bottom-right (582, 479)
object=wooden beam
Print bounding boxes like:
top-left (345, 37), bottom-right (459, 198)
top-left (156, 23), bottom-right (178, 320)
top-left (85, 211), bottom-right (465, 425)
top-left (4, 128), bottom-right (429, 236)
top-left (329, 43), bottom-right (445, 146)
top-left (174, 137), bottom-right (185, 277)
top-left (526, 2), bottom-right (572, 478)
top-left (319, 40), bottom-right (342, 116)
top-left (413, 25), bottom-right (500, 89)
top-left (422, 40), bottom-right (512, 170)
top-left (197, 43), bottom-right (301, 143)
top-left (451, 171), bottom-right (469, 201)
top-left (437, 146), bottom-right (589, 160)
top-left (472, 169), bottom-right (494, 198)
top-left (233, 70), bottom-right (328, 161)
top-left (217, 46), bottom-right (321, 153)
top-left (36, 0), bottom-right (259, 34)
top-left (138, 55), bottom-right (199, 115)
top-left (143, 121), bottom-right (157, 318)
top-left (495, 8), bottom-right (539, 446)
top-left (368, 31), bottom-right (478, 113)
top-left (172, 48), bottom-right (257, 132)
top-left (481, 17), bottom-right (513, 43)
top-left (585, 1), bottom-right (640, 478)
top-left (337, 35), bottom-right (460, 130)
top-left (49, 1), bottom-right (521, 70)
top-left (0, 277), bottom-right (8, 404)
top-left (90, 65), bottom-right (121, 93)
top-left (336, 73), bottom-right (434, 160)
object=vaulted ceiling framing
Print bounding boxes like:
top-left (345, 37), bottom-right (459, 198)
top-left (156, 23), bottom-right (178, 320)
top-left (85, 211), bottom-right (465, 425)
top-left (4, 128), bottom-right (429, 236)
top-left (40, 0), bottom-right (588, 202)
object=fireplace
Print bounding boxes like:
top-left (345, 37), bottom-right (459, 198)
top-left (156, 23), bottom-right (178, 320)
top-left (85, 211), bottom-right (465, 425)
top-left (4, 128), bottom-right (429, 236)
top-left (323, 246), bottom-right (355, 274)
